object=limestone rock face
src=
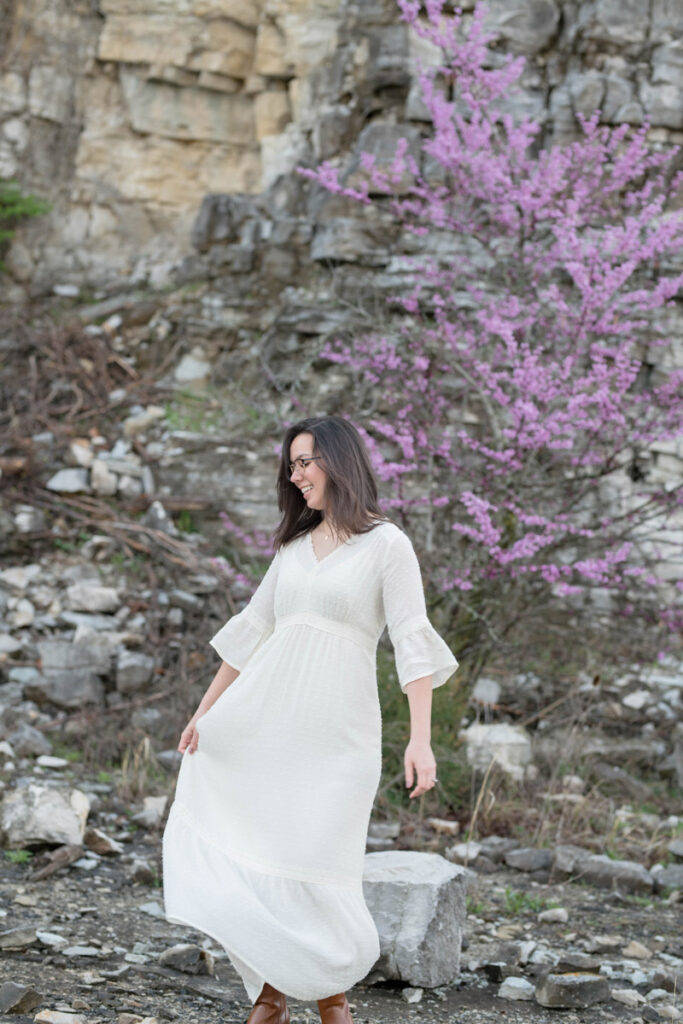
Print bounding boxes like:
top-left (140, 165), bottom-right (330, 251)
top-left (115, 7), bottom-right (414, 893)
top-left (3, 0), bottom-right (683, 296)
top-left (362, 850), bottom-right (470, 987)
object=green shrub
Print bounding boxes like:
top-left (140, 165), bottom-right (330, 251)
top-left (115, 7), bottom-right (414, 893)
top-left (4, 849), bottom-right (33, 864)
top-left (0, 178), bottom-right (50, 263)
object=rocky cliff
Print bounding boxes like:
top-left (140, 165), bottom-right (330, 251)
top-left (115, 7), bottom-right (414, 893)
top-left (3, 0), bottom-right (683, 295)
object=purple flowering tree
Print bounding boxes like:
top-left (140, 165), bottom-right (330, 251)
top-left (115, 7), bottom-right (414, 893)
top-left (301, 1), bottom-right (683, 671)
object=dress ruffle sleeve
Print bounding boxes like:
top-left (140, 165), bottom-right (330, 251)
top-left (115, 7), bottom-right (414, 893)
top-left (382, 530), bottom-right (458, 692)
top-left (209, 550), bottom-right (280, 671)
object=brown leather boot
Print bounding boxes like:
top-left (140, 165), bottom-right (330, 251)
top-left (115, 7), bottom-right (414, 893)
top-left (246, 982), bottom-right (290, 1024)
top-left (317, 992), bottom-right (353, 1023)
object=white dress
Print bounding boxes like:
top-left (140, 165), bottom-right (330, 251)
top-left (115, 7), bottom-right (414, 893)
top-left (162, 520), bottom-right (458, 1003)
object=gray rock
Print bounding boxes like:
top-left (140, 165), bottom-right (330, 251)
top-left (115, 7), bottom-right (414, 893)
top-left (673, 723), bottom-right (683, 789)
top-left (59, 611), bottom-right (119, 631)
top-left (32, 639), bottom-right (108, 709)
top-left (535, 972), bottom-right (610, 1008)
top-left (504, 847), bottom-right (552, 872)
top-left (0, 925), bottom-right (38, 949)
top-left (499, 976), bottom-right (535, 1001)
top-left (36, 755), bottom-right (68, 769)
top-left (0, 980), bottom-right (42, 1013)
top-left (603, 74), bottom-right (636, 122)
top-left (471, 677), bottom-right (501, 708)
top-left (191, 193), bottom-right (250, 251)
top-left (0, 564), bottom-right (41, 590)
top-left (0, 679), bottom-right (25, 703)
top-left (612, 988), bottom-right (646, 1007)
top-left (8, 597), bottom-right (35, 628)
top-left (538, 906), bottom-right (568, 924)
top-left (555, 952), bottom-right (603, 971)
top-left (446, 841), bottom-right (482, 865)
top-left (45, 468), bottom-right (90, 493)
top-left (593, 762), bottom-right (653, 802)
top-left (362, 851), bottom-right (470, 987)
top-left (141, 500), bottom-right (179, 537)
top-left (464, 723), bottom-right (532, 779)
top-left (581, 854), bottom-right (653, 893)
top-left (311, 219), bottom-right (391, 266)
top-left (128, 856), bottom-right (156, 884)
top-left (668, 838), bottom-right (683, 859)
top-left (132, 707), bottom-right (163, 731)
top-left (622, 688), bottom-right (651, 710)
top-left (640, 81), bottom-right (683, 130)
top-left (368, 822), bottom-right (401, 840)
top-left (653, 41), bottom-right (683, 89)
top-left (169, 589), bottom-right (203, 612)
top-left (6, 722), bottom-right (52, 757)
top-left (1, 784), bottom-right (90, 847)
top-left (13, 505), bottom-right (46, 533)
top-left (567, 69), bottom-right (605, 115)
top-left (138, 900), bottom-right (165, 918)
top-left (580, 0), bottom-right (650, 44)
top-left (553, 843), bottom-right (592, 874)
top-left (553, 845), bottom-right (653, 893)
top-left (156, 748), bottom-right (183, 771)
top-left (91, 458), bottom-right (118, 496)
top-left (0, 634), bottom-right (22, 655)
top-left (655, 863), bottom-right (683, 890)
top-left (84, 827), bottom-right (124, 856)
top-left (66, 583), bottom-right (120, 613)
top-left (36, 930), bottom-right (68, 947)
top-left (0, 740), bottom-right (15, 760)
top-left (116, 649), bottom-right (155, 694)
top-left (313, 105), bottom-right (353, 158)
top-left (652, 0), bottom-right (683, 41)
top-left (174, 348), bottom-right (211, 383)
top-left (363, 24), bottom-right (410, 92)
top-left (132, 794), bottom-right (168, 828)
top-left (159, 943), bottom-right (215, 975)
top-left (484, 0), bottom-right (560, 54)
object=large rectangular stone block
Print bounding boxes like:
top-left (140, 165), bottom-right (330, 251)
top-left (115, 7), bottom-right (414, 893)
top-left (362, 850), bottom-right (471, 987)
top-left (120, 70), bottom-right (255, 144)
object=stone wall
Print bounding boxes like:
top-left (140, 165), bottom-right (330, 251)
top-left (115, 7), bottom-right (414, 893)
top-left (3, 0), bottom-right (683, 294)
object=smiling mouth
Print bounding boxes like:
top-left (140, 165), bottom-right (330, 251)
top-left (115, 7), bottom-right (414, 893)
top-left (301, 485), bottom-right (313, 495)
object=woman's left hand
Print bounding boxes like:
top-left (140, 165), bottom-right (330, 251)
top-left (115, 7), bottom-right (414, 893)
top-left (404, 739), bottom-right (437, 799)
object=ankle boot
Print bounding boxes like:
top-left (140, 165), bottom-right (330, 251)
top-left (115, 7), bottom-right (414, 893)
top-left (246, 982), bottom-right (289, 1024)
top-left (317, 992), bottom-right (353, 1023)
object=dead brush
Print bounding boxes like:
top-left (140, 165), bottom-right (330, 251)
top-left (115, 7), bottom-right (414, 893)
top-left (116, 736), bottom-right (168, 803)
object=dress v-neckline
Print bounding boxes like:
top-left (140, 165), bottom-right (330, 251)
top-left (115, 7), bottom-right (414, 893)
top-left (308, 530), bottom-right (348, 565)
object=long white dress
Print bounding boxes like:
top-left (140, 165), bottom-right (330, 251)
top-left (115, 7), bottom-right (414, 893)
top-left (162, 520), bottom-right (458, 1003)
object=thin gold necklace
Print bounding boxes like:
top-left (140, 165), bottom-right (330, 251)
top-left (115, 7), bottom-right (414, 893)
top-left (318, 520), bottom-right (335, 542)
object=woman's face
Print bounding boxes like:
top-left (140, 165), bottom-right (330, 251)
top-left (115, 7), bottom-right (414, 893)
top-left (289, 432), bottom-right (328, 512)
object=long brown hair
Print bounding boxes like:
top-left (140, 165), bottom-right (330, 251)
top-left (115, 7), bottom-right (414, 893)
top-left (273, 415), bottom-right (390, 549)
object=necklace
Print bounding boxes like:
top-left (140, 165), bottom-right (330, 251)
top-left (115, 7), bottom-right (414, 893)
top-left (316, 520), bottom-right (338, 543)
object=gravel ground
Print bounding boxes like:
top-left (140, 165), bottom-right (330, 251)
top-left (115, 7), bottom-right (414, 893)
top-left (2, 828), bottom-right (681, 1024)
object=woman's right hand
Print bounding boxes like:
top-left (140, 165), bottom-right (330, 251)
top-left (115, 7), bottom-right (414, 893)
top-left (178, 715), bottom-right (201, 755)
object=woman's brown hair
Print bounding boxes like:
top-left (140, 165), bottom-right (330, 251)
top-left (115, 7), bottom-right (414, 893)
top-left (273, 415), bottom-right (390, 549)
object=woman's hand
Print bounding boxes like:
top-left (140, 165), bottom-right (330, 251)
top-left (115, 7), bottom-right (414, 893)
top-left (178, 715), bottom-right (201, 755)
top-left (404, 738), bottom-right (437, 798)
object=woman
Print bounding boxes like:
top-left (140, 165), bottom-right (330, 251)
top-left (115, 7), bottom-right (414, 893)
top-left (162, 415), bottom-right (458, 1024)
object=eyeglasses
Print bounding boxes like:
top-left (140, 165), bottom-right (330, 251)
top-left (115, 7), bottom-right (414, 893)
top-left (288, 456), bottom-right (322, 475)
